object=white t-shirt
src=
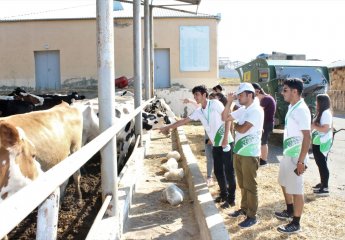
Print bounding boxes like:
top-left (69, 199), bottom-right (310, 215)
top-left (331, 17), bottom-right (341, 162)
top-left (283, 99), bottom-right (311, 158)
top-left (230, 101), bottom-right (264, 157)
top-left (312, 109), bottom-right (333, 156)
top-left (189, 99), bottom-right (233, 147)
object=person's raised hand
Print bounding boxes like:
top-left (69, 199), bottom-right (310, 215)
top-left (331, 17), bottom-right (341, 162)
top-left (227, 92), bottom-right (236, 102)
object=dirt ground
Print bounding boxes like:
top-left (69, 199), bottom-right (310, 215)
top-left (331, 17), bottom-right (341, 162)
top-left (8, 153), bottom-right (102, 240)
top-left (183, 123), bottom-right (345, 240)
top-left (7, 116), bottom-right (344, 239)
top-left (122, 131), bottom-right (199, 240)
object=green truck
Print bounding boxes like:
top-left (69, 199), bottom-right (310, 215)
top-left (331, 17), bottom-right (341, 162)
top-left (236, 58), bottom-right (330, 126)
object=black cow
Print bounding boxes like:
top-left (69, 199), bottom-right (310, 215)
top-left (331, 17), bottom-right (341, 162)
top-left (0, 100), bottom-right (35, 117)
top-left (35, 92), bottom-right (86, 110)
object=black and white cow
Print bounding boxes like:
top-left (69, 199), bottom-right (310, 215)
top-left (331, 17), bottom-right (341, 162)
top-left (144, 98), bottom-right (176, 118)
top-left (78, 96), bottom-right (176, 170)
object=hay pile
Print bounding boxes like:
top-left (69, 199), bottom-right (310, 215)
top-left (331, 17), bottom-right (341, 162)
top-left (183, 124), bottom-right (345, 240)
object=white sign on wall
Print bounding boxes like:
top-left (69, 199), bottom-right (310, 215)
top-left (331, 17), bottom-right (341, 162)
top-left (180, 26), bottom-right (210, 71)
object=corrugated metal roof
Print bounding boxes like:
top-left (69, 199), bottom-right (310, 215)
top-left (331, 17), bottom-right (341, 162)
top-left (328, 60), bottom-right (345, 69)
top-left (0, 1), bottom-right (217, 22)
top-left (266, 60), bottom-right (329, 67)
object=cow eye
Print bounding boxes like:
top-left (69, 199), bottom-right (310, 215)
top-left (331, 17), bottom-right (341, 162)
top-left (32, 154), bottom-right (36, 158)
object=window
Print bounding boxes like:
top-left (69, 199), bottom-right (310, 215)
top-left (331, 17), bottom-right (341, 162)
top-left (180, 26), bottom-right (210, 71)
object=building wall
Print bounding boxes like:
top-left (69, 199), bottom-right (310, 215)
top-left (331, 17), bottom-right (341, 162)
top-left (0, 17), bottom-right (218, 92)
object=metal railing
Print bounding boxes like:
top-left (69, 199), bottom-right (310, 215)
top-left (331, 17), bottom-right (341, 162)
top-left (0, 97), bottom-right (155, 239)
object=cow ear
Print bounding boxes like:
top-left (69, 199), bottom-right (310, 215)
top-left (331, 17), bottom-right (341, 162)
top-left (0, 122), bottom-right (20, 149)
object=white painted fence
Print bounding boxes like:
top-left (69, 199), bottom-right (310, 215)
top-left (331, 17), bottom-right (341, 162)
top-left (0, 97), bottom-right (155, 239)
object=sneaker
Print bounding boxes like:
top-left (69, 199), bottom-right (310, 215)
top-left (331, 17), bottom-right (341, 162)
top-left (214, 195), bottom-right (226, 203)
top-left (314, 187), bottom-right (329, 196)
top-left (238, 217), bottom-right (258, 228)
top-left (260, 159), bottom-right (268, 166)
top-left (274, 210), bottom-right (293, 220)
top-left (277, 221), bottom-right (301, 234)
top-left (312, 183), bottom-right (322, 190)
top-left (220, 201), bottom-right (230, 209)
top-left (229, 209), bottom-right (246, 218)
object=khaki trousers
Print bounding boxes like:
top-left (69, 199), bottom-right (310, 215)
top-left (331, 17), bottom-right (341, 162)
top-left (233, 154), bottom-right (259, 218)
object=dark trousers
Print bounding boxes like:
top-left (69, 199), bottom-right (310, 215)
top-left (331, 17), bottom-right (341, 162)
top-left (312, 144), bottom-right (329, 188)
top-left (212, 145), bottom-right (236, 203)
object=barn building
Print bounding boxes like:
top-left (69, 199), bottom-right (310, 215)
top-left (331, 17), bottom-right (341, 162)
top-left (0, 1), bottom-right (220, 95)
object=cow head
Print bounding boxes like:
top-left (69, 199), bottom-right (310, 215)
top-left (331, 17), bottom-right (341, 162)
top-left (0, 122), bottom-right (42, 202)
top-left (14, 92), bottom-right (44, 106)
top-left (144, 98), bottom-right (176, 118)
top-left (142, 112), bottom-right (176, 131)
top-left (70, 92), bottom-right (86, 101)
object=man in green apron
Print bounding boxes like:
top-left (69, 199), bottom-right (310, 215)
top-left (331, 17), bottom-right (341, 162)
top-left (160, 85), bottom-right (236, 208)
top-left (275, 78), bottom-right (311, 234)
top-left (222, 83), bottom-right (264, 228)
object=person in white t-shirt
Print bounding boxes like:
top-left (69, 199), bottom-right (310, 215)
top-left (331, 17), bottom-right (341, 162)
top-left (311, 94), bottom-right (333, 196)
top-left (161, 85), bottom-right (236, 208)
top-left (222, 82), bottom-right (264, 229)
top-left (274, 78), bottom-right (311, 234)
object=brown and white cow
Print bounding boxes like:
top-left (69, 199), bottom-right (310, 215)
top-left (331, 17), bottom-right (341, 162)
top-left (0, 122), bottom-right (42, 202)
top-left (0, 102), bottom-right (83, 203)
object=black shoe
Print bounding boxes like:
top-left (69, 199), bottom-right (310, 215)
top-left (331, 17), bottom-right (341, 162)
top-left (274, 210), bottom-right (293, 220)
top-left (260, 159), bottom-right (267, 166)
top-left (312, 183), bottom-right (322, 190)
top-left (214, 195), bottom-right (226, 203)
top-left (238, 217), bottom-right (258, 228)
top-left (314, 187), bottom-right (329, 196)
top-left (220, 201), bottom-right (230, 209)
top-left (277, 221), bottom-right (301, 234)
top-left (229, 209), bottom-right (246, 218)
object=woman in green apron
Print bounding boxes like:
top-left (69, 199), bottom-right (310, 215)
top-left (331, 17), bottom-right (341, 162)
top-left (311, 94), bottom-right (333, 196)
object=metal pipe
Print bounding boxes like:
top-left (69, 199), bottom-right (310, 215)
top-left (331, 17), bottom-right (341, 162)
top-left (144, 0), bottom-right (151, 100)
top-left (96, 0), bottom-right (118, 217)
top-left (133, 0), bottom-right (143, 144)
top-left (149, 5), bottom-right (154, 97)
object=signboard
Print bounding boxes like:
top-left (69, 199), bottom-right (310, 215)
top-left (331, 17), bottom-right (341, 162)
top-left (258, 68), bottom-right (269, 82)
top-left (180, 26), bottom-right (210, 71)
top-left (243, 71), bottom-right (251, 82)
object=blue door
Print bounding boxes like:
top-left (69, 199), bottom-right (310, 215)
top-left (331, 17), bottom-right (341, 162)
top-left (154, 49), bottom-right (170, 89)
top-left (34, 51), bottom-right (61, 90)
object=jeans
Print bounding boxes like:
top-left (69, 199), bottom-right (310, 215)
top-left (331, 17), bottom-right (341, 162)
top-left (312, 144), bottom-right (329, 188)
top-left (212, 145), bottom-right (236, 203)
top-left (205, 141), bottom-right (214, 178)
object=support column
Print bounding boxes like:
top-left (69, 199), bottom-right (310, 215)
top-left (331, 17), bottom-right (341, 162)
top-left (149, 5), bottom-right (154, 97)
top-left (96, 0), bottom-right (117, 217)
top-left (144, 0), bottom-right (151, 100)
top-left (133, 0), bottom-right (143, 144)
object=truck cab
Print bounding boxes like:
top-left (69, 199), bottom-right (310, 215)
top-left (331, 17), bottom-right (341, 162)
top-left (236, 59), bottom-right (330, 126)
